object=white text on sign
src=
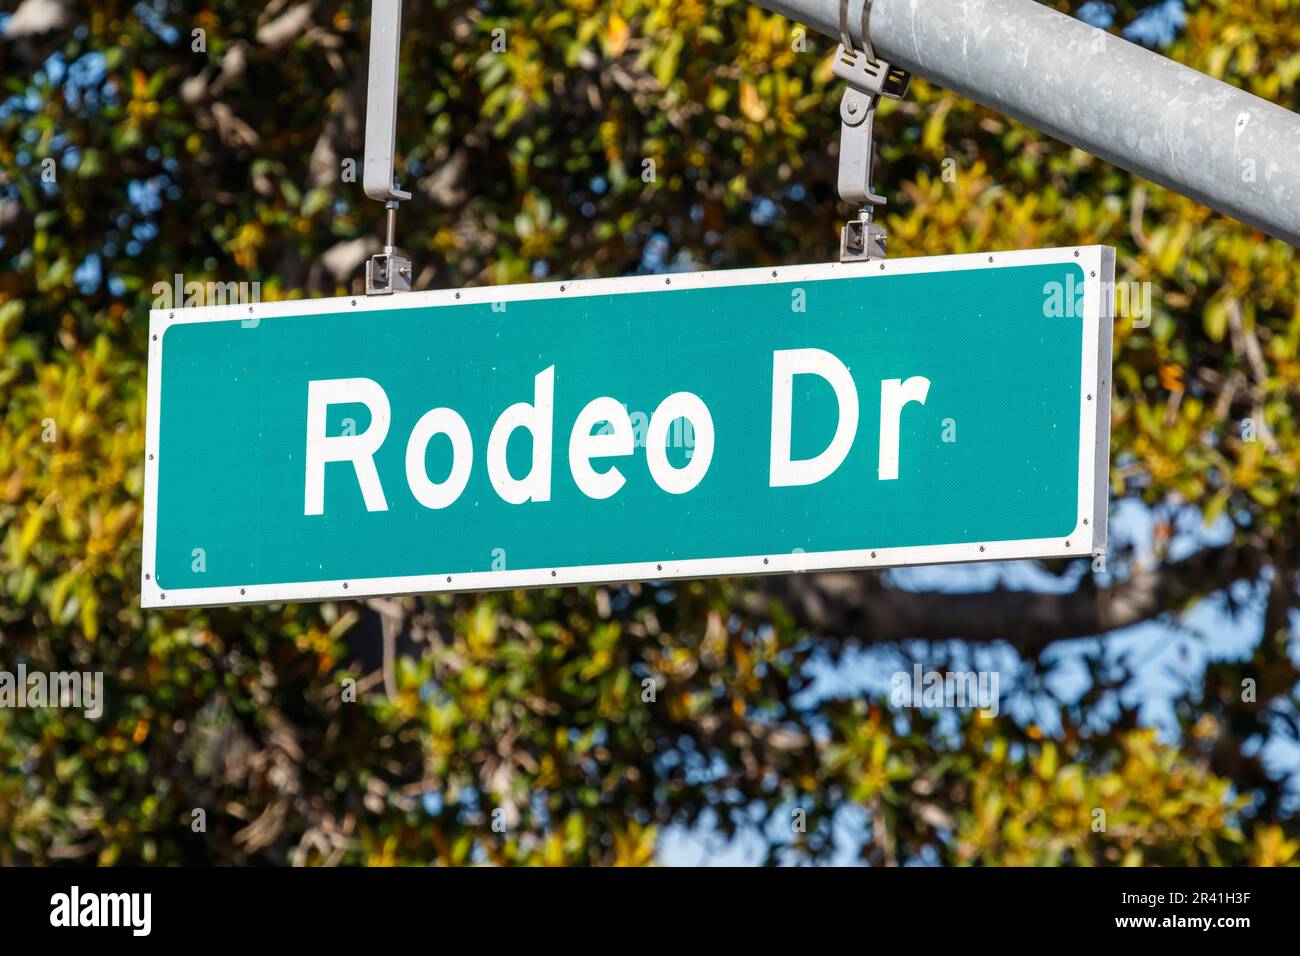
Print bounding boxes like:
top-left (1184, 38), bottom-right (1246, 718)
top-left (302, 348), bottom-right (931, 515)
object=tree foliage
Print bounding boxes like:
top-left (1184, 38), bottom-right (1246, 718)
top-left (0, 0), bottom-right (1297, 865)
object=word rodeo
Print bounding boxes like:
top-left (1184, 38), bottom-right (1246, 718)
top-left (304, 349), bottom-right (931, 515)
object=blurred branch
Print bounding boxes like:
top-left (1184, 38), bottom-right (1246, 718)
top-left (748, 544), bottom-right (1259, 655)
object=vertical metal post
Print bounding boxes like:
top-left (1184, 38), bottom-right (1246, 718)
top-left (364, 0), bottom-right (413, 293)
top-left (363, 0), bottom-right (410, 205)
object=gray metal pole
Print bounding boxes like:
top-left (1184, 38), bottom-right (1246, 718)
top-left (363, 0), bottom-right (410, 204)
top-left (363, 0), bottom-right (414, 293)
top-left (752, 0), bottom-right (1300, 248)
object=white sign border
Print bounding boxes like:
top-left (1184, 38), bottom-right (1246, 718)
top-left (142, 245), bottom-right (1114, 609)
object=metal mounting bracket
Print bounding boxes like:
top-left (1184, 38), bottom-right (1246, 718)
top-left (834, 0), bottom-right (910, 262)
top-left (364, 0), bottom-right (414, 294)
top-left (366, 201), bottom-right (413, 294)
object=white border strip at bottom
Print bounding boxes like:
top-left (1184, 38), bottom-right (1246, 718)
top-left (147, 534), bottom-right (1096, 609)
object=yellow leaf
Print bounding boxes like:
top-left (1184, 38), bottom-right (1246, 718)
top-left (739, 82), bottom-right (767, 122)
top-left (80, 583), bottom-right (99, 640)
top-left (605, 14), bottom-right (630, 57)
top-left (1038, 742), bottom-right (1058, 781)
top-left (1204, 299), bottom-right (1228, 343)
top-left (18, 508), bottom-right (44, 560)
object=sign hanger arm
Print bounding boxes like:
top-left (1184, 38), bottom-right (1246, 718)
top-left (363, 0), bottom-right (413, 294)
top-left (363, 0), bottom-right (411, 204)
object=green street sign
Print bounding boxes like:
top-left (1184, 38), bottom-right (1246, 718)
top-left (142, 247), bottom-right (1114, 608)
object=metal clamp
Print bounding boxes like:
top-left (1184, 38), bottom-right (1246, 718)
top-left (366, 200), bottom-right (413, 294)
top-left (834, 0), bottom-right (910, 262)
